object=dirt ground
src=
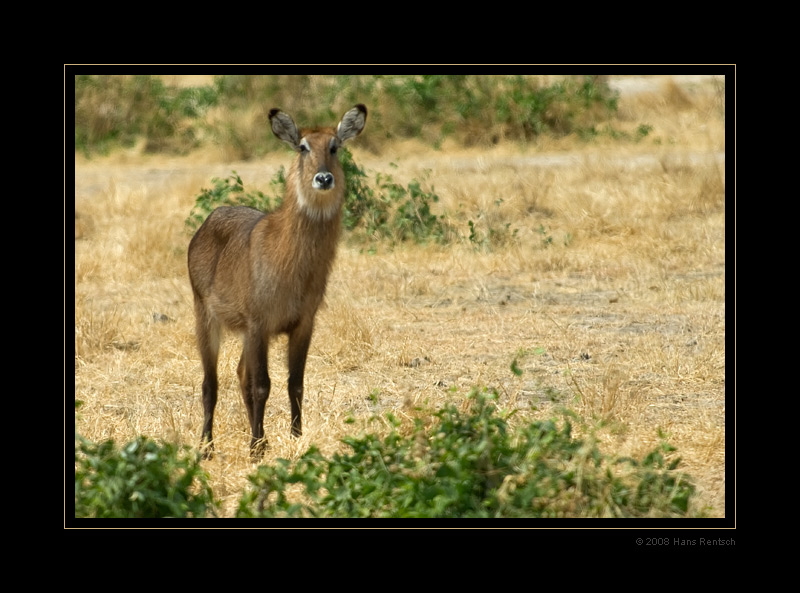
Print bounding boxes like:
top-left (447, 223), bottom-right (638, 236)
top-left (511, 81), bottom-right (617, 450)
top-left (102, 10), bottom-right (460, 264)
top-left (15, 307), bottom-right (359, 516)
top-left (72, 74), bottom-right (728, 519)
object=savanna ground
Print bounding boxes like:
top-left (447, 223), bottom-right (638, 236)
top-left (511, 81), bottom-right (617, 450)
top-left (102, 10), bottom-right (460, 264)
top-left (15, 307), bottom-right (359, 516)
top-left (72, 74), bottom-right (728, 519)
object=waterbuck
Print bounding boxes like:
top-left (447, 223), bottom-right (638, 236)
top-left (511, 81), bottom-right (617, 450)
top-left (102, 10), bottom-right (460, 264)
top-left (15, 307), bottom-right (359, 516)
top-left (188, 104), bottom-right (367, 458)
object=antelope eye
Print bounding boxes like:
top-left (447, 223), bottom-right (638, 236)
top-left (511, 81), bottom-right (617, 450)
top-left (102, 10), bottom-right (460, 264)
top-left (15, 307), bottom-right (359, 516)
top-left (299, 139), bottom-right (310, 153)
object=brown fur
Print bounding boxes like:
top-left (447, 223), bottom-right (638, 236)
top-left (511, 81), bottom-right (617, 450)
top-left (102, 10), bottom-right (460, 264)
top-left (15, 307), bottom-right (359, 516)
top-left (188, 105), bottom-right (367, 458)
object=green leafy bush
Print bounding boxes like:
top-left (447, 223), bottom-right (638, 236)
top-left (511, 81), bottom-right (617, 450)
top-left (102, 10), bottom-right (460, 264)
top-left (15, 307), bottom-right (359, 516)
top-left (495, 75), bottom-right (618, 140)
top-left (185, 170), bottom-right (282, 232)
top-left (74, 434), bottom-right (216, 518)
top-left (74, 74), bottom-right (623, 156)
top-left (237, 389), bottom-right (696, 518)
top-left (75, 75), bottom-right (217, 155)
top-left (187, 153), bottom-right (451, 244)
top-left (350, 169), bottom-right (451, 244)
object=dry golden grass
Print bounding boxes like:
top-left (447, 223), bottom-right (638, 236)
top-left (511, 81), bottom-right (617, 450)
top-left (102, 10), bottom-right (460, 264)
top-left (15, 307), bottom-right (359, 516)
top-left (72, 75), bottom-right (727, 518)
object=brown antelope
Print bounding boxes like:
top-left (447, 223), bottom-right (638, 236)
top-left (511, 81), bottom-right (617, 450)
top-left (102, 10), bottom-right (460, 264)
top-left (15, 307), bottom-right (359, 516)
top-left (188, 104), bottom-right (367, 459)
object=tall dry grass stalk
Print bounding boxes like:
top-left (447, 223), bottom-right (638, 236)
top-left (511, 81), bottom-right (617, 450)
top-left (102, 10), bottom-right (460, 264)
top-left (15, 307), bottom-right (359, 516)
top-left (73, 75), bottom-right (727, 517)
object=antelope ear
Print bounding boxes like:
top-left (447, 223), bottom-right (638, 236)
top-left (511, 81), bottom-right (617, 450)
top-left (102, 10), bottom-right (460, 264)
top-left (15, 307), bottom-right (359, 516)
top-left (337, 104), bottom-right (367, 143)
top-left (269, 108), bottom-right (301, 149)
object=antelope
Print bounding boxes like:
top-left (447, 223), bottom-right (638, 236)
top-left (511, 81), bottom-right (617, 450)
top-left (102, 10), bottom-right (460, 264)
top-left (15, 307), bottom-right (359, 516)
top-left (188, 104), bottom-right (367, 459)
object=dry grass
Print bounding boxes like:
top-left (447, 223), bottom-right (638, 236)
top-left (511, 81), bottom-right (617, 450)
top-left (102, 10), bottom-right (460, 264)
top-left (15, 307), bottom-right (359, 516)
top-left (72, 75), bottom-right (727, 518)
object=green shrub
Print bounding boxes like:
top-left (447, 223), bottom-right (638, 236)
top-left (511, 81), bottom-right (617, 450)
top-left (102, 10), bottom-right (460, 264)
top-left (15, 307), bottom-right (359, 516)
top-left (354, 169), bottom-right (451, 244)
top-left (339, 147), bottom-right (383, 233)
top-left (74, 434), bottom-right (216, 518)
top-left (236, 389), bottom-right (696, 518)
top-left (185, 170), bottom-right (283, 232)
top-left (74, 74), bottom-right (217, 155)
top-left (505, 75), bottom-right (619, 140)
top-left (186, 154), bottom-right (452, 244)
top-left (74, 74), bottom-right (624, 156)
top-left (342, 150), bottom-right (453, 244)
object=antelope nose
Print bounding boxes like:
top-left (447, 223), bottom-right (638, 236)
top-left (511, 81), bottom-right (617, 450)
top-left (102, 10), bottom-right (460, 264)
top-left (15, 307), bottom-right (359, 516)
top-left (314, 172), bottom-right (334, 190)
